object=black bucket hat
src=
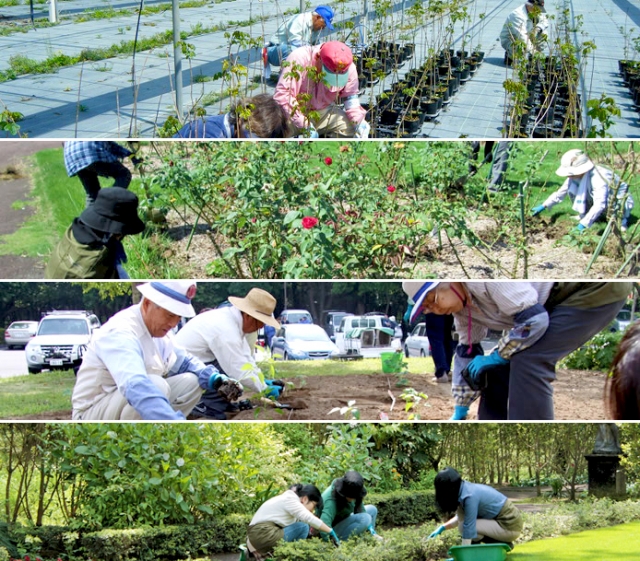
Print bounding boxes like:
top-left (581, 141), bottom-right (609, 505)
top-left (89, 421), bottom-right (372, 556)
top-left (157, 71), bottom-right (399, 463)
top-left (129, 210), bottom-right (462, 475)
top-left (334, 471), bottom-right (367, 500)
top-left (79, 188), bottom-right (145, 236)
top-left (434, 467), bottom-right (463, 514)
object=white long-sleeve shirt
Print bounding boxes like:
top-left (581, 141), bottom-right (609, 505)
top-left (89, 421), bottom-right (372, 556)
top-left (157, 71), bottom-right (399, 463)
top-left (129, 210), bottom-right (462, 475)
top-left (250, 490), bottom-right (325, 529)
top-left (174, 306), bottom-right (266, 393)
top-left (270, 12), bottom-right (320, 48)
top-left (500, 4), bottom-right (548, 54)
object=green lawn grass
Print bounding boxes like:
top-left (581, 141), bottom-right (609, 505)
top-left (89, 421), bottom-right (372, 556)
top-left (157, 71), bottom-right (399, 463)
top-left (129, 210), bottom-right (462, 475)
top-left (0, 356), bottom-right (434, 418)
top-left (511, 521), bottom-right (640, 560)
top-left (0, 370), bottom-right (76, 417)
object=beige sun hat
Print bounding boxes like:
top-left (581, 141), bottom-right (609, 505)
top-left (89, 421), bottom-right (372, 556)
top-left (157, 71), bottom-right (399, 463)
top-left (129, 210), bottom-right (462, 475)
top-left (228, 288), bottom-right (280, 328)
top-left (556, 149), bottom-right (595, 177)
top-left (137, 281), bottom-right (197, 317)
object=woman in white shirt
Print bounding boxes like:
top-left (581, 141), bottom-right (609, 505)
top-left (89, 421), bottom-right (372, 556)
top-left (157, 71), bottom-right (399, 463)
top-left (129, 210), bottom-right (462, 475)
top-left (247, 484), bottom-right (337, 557)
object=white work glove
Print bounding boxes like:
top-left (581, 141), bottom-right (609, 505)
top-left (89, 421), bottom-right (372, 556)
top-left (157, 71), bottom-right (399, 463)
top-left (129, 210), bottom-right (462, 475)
top-left (354, 120), bottom-right (371, 139)
top-left (299, 125), bottom-right (319, 139)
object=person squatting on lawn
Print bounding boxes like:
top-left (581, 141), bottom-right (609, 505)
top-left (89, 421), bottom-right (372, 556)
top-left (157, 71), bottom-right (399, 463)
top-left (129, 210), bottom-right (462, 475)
top-left (45, 188), bottom-right (144, 280)
top-left (317, 471), bottom-right (383, 542)
top-left (402, 281), bottom-right (631, 421)
top-left (500, 0), bottom-right (548, 64)
top-left (273, 41), bottom-right (370, 138)
top-left (531, 149), bottom-right (635, 233)
top-left (72, 281), bottom-right (243, 420)
top-left (174, 94), bottom-right (294, 139)
top-left (63, 141), bottom-right (140, 207)
top-left (246, 484), bottom-right (338, 559)
top-left (429, 467), bottom-right (523, 549)
top-left (263, 6), bottom-right (335, 76)
top-left (607, 321), bottom-right (640, 420)
top-left (174, 288), bottom-right (283, 420)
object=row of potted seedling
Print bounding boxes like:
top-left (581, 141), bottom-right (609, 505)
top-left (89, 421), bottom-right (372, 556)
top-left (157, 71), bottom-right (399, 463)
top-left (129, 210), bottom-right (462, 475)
top-left (358, 47), bottom-right (485, 137)
top-left (618, 59), bottom-right (640, 109)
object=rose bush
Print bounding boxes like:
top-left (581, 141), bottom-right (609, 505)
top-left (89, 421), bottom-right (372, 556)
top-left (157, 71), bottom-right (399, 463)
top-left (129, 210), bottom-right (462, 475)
top-left (143, 141), bottom-right (478, 278)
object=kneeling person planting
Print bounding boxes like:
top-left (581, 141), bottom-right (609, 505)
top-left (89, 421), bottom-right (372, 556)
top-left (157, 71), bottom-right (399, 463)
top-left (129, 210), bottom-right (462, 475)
top-left (431, 467), bottom-right (523, 549)
top-left (247, 484), bottom-right (337, 558)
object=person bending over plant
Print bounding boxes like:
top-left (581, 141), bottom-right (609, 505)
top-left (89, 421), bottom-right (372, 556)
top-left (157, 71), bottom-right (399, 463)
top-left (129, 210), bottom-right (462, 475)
top-left (429, 467), bottom-right (523, 550)
top-left (403, 281), bottom-right (631, 421)
top-left (500, 0), bottom-right (548, 65)
top-left (531, 149), bottom-right (635, 233)
top-left (246, 484), bottom-right (338, 559)
top-left (317, 471), bottom-right (383, 542)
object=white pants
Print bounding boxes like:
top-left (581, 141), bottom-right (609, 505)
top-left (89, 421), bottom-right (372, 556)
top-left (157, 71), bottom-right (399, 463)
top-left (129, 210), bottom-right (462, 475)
top-left (80, 373), bottom-right (202, 420)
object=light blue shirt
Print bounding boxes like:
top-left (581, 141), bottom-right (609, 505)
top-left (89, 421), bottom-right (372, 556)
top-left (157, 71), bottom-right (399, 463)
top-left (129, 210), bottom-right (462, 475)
top-left (458, 481), bottom-right (507, 539)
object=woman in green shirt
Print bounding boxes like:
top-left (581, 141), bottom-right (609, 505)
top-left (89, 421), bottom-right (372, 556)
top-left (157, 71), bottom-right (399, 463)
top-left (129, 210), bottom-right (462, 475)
top-left (318, 471), bottom-right (382, 541)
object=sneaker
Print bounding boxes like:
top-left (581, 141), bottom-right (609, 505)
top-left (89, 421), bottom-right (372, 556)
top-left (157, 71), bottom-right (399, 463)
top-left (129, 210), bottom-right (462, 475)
top-left (432, 373), bottom-right (450, 383)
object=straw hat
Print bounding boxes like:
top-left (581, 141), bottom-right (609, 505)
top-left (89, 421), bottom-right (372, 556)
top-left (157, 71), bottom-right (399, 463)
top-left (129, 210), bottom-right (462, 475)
top-left (402, 281), bottom-right (441, 323)
top-left (228, 288), bottom-right (280, 328)
top-left (137, 281), bottom-right (197, 317)
top-left (556, 149), bottom-right (595, 177)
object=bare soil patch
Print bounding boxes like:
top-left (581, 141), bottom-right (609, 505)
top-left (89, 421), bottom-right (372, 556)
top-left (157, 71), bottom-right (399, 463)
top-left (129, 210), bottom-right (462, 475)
top-left (5, 367), bottom-right (607, 421)
top-left (161, 209), bottom-right (624, 279)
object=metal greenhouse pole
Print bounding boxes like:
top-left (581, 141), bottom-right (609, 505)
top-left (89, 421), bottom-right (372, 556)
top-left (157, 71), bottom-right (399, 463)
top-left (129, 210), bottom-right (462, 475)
top-left (173, 0), bottom-right (183, 119)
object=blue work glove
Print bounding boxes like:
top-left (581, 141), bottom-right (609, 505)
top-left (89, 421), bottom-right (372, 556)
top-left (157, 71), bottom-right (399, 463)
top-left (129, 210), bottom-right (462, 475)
top-left (573, 223), bottom-right (586, 234)
top-left (531, 205), bottom-right (545, 216)
top-left (207, 369), bottom-right (243, 401)
top-left (329, 529), bottom-right (341, 547)
top-left (265, 384), bottom-right (282, 399)
top-left (450, 405), bottom-right (469, 421)
top-left (467, 350), bottom-right (509, 379)
top-left (368, 524), bottom-right (383, 540)
top-left (428, 525), bottom-right (446, 539)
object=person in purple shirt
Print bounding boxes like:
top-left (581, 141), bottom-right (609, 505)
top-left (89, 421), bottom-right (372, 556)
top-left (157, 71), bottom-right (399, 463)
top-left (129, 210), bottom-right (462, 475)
top-left (428, 467), bottom-right (523, 549)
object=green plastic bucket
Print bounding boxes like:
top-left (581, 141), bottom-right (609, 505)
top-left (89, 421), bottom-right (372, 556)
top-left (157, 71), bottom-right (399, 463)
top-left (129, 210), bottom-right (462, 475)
top-left (448, 544), bottom-right (510, 561)
top-left (380, 351), bottom-right (403, 374)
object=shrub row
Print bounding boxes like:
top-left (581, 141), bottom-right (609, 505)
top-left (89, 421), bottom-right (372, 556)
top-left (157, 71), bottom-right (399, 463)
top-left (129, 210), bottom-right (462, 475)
top-left (9, 490), bottom-right (437, 561)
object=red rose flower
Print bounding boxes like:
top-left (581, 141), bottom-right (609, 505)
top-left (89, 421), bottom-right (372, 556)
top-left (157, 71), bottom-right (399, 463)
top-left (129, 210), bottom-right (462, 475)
top-left (302, 216), bottom-right (319, 229)
top-left (387, 185), bottom-right (396, 193)
top-left (324, 157), bottom-right (333, 165)
top-left (251, 217), bottom-right (257, 223)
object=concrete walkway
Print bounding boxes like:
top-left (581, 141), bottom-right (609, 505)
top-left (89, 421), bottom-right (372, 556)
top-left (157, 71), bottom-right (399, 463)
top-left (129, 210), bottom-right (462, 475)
top-left (0, 0), bottom-right (637, 137)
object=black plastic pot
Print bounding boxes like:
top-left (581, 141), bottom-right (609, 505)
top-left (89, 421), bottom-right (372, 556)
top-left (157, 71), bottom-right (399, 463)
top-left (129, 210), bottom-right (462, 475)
top-left (400, 113), bottom-right (422, 134)
top-left (380, 108), bottom-right (400, 126)
top-left (420, 98), bottom-right (440, 117)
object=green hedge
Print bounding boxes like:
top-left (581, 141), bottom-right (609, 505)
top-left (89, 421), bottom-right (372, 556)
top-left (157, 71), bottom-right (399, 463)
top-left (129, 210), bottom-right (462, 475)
top-left (9, 490), bottom-right (437, 560)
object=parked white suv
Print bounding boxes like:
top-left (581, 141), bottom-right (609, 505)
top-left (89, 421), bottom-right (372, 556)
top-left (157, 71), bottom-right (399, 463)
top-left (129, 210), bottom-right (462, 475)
top-left (25, 311), bottom-right (101, 374)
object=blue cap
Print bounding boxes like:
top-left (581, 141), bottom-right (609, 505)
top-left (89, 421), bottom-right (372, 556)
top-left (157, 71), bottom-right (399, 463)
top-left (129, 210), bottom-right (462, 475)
top-left (315, 5), bottom-right (335, 32)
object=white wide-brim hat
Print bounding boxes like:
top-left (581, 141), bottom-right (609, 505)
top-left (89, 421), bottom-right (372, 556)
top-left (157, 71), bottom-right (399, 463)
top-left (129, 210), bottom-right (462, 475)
top-left (137, 281), bottom-right (197, 317)
top-left (228, 288), bottom-right (280, 328)
top-left (556, 149), bottom-right (595, 177)
top-left (402, 281), bottom-right (440, 323)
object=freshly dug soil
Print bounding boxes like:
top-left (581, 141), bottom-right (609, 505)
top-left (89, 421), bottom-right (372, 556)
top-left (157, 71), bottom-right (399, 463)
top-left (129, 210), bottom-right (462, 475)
top-left (5, 368), bottom-right (607, 421)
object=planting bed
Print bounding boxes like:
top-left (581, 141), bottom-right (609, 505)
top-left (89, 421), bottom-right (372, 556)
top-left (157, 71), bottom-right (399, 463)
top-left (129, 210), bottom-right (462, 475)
top-left (2, 367), bottom-right (608, 421)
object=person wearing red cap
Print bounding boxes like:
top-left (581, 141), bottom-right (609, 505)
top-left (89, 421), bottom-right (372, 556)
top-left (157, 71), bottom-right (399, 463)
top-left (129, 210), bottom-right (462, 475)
top-left (273, 41), bottom-right (369, 138)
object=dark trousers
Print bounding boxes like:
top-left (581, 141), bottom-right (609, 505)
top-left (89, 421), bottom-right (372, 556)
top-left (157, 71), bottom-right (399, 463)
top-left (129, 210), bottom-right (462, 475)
top-left (194, 360), bottom-right (238, 420)
top-left (478, 300), bottom-right (625, 420)
top-left (424, 314), bottom-right (456, 378)
top-left (77, 160), bottom-right (132, 207)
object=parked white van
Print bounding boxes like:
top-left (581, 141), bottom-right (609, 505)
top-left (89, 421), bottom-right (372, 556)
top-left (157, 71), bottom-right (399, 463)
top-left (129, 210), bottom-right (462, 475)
top-left (334, 315), bottom-right (400, 358)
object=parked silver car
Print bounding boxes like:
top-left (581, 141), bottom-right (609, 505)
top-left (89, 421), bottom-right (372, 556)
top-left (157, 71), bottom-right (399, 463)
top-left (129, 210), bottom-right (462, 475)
top-left (272, 324), bottom-right (338, 360)
top-left (404, 323), bottom-right (431, 357)
top-left (4, 321), bottom-right (39, 349)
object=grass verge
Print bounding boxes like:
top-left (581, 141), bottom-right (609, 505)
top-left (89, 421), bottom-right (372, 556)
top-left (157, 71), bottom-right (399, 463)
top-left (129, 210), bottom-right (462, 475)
top-left (0, 370), bottom-right (75, 417)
